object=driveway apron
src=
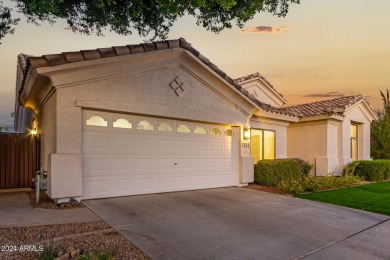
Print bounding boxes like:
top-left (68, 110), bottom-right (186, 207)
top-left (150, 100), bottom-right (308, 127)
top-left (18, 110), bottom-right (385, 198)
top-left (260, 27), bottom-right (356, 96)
top-left (84, 187), bottom-right (390, 260)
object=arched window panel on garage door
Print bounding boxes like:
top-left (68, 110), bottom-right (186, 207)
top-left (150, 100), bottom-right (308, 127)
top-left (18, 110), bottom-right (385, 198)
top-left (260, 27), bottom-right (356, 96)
top-left (177, 124), bottom-right (191, 133)
top-left (210, 127), bottom-right (222, 136)
top-left (194, 126), bottom-right (207, 135)
top-left (224, 128), bottom-right (234, 137)
top-left (158, 122), bottom-right (173, 132)
top-left (113, 118), bottom-right (132, 129)
top-left (86, 116), bottom-right (108, 127)
top-left (137, 120), bottom-right (154, 130)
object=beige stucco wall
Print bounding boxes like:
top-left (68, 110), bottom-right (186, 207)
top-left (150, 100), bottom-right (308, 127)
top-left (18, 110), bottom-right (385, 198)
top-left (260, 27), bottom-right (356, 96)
top-left (31, 49), bottom-right (257, 199)
top-left (346, 106), bottom-right (372, 161)
top-left (243, 84), bottom-right (281, 107)
top-left (340, 104), bottom-right (373, 167)
top-left (287, 121), bottom-right (329, 175)
top-left (38, 94), bottom-right (57, 169)
top-left (52, 54), bottom-right (255, 152)
top-left (37, 93), bottom-right (57, 197)
top-left (239, 79), bottom-right (285, 108)
top-left (326, 121), bottom-right (341, 175)
top-left (288, 103), bottom-right (374, 176)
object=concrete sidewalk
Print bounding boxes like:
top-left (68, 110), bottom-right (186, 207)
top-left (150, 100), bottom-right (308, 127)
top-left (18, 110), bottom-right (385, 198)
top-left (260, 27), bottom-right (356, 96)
top-left (0, 191), bottom-right (101, 227)
top-left (85, 187), bottom-right (390, 260)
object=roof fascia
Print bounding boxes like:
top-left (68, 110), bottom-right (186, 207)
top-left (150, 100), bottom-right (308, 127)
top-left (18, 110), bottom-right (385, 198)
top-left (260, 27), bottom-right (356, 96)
top-left (254, 109), bottom-right (299, 122)
top-left (344, 99), bottom-right (378, 121)
top-left (250, 116), bottom-right (291, 127)
top-left (240, 77), bottom-right (287, 106)
top-left (298, 114), bottom-right (344, 122)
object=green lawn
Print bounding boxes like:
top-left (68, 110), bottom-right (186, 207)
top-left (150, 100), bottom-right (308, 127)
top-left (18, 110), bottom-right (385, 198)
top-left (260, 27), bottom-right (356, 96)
top-left (296, 181), bottom-right (390, 216)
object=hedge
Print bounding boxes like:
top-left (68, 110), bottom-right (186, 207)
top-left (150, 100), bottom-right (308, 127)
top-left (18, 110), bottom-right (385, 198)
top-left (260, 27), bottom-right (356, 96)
top-left (254, 159), bottom-right (301, 186)
top-left (277, 175), bottom-right (362, 194)
top-left (291, 158), bottom-right (314, 178)
top-left (344, 160), bottom-right (390, 181)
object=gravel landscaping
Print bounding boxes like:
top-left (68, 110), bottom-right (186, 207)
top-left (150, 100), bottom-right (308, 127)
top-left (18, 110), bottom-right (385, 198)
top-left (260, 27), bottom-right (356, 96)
top-left (0, 192), bottom-right (150, 259)
top-left (28, 191), bottom-right (86, 210)
top-left (0, 221), bottom-right (150, 259)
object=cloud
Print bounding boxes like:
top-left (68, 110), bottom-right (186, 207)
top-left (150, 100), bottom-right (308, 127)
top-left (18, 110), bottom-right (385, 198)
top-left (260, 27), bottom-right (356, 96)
top-left (302, 92), bottom-right (345, 98)
top-left (241, 26), bottom-right (287, 34)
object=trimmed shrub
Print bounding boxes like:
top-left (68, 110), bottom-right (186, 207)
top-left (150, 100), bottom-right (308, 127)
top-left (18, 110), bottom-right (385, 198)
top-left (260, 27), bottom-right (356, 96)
top-left (291, 158), bottom-right (314, 178)
top-left (277, 178), bottom-right (304, 194)
top-left (254, 159), bottom-right (301, 186)
top-left (344, 160), bottom-right (390, 181)
top-left (277, 175), bottom-right (362, 195)
top-left (301, 175), bottom-right (362, 192)
top-left (342, 160), bottom-right (361, 176)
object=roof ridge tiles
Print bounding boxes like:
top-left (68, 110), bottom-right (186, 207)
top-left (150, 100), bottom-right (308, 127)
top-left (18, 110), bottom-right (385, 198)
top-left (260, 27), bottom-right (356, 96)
top-left (98, 47), bottom-right (116, 58)
top-left (112, 46), bottom-right (130, 56)
top-left (141, 42), bottom-right (157, 52)
top-left (62, 51), bottom-right (85, 63)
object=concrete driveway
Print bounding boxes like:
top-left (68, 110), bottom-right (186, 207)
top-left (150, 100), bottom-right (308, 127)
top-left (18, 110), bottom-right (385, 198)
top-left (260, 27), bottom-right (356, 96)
top-left (84, 187), bottom-right (390, 260)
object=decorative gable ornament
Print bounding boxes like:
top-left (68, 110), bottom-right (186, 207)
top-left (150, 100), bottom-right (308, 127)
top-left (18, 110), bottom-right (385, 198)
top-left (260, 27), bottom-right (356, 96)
top-left (169, 76), bottom-right (185, 97)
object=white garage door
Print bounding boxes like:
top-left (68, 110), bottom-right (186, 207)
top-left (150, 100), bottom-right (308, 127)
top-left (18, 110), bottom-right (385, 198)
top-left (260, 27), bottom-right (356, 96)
top-left (82, 110), bottom-right (239, 199)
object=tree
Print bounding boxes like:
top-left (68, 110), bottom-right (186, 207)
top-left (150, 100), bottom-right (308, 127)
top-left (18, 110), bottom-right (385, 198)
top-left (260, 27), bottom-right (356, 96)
top-left (0, 1), bottom-right (19, 44)
top-left (0, 0), bottom-right (299, 44)
top-left (380, 88), bottom-right (390, 113)
top-left (371, 89), bottom-right (390, 159)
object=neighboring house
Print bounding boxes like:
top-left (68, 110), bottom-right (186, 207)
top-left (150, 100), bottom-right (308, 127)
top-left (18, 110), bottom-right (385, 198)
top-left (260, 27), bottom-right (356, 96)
top-left (14, 38), bottom-right (377, 202)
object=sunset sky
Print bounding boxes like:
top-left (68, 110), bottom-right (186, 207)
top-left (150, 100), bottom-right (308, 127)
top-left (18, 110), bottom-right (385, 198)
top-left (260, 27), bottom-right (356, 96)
top-left (1, 0), bottom-right (389, 128)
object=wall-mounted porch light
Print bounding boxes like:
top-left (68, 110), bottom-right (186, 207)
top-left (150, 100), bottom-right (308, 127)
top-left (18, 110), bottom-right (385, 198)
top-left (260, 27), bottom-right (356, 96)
top-left (30, 120), bottom-right (38, 135)
top-left (243, 128), bottom-right (251, 140)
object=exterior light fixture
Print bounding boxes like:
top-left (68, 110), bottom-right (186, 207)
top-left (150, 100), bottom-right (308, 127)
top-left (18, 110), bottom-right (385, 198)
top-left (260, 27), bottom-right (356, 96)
top-left (30, 120), bottom-right (38, 135)
top-left (243, 128), bottom-right (251, 140)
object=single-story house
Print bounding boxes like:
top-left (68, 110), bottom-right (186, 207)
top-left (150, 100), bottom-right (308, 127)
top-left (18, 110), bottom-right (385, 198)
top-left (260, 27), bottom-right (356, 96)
top-left (14, 38), bottom-right (377, 202)
top-left (285, 95), bottom-right (377, 175)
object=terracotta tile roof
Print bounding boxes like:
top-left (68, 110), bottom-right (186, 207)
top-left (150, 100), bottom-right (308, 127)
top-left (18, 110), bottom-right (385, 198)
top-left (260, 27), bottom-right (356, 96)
top-left (17, 38), bottom-right (297, 118)
top-left (284, 95), bottom-right (366, 117)
top-left (235, 72), bottom-right (285, 99)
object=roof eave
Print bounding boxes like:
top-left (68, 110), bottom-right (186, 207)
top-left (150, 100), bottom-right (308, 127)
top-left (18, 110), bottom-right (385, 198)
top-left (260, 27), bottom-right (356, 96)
top-left (298, 113), bottom-right (344, 122)
top-left (254, 109), bottom-right (299, 122)
top-left (257, 77), bottom-right (288, 105)
top-left (237, 76), bottom-right (288, 105)
top-left (343, 99), bottom-right (378, 121)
